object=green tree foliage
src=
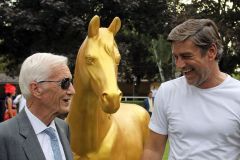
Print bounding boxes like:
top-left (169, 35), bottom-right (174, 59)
top-left (1, 0), bottom-right (239, 84)
top-left (149, 35), bottom-right (172, 82)
top-left (0, 0), bottom-right (86, 76)
top-left (0, 0), bottom-right (170, 84)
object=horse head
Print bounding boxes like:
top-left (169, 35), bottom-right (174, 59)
top-left (75, 15), bottom-right (122, 113)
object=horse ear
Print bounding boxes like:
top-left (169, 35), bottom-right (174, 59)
top-left (108, 17), bottom-right (121, 36)
top-left (88, 15), bottom-right (100, 37)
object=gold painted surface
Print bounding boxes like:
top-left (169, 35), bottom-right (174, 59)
top-left (66, 15), bottom-right (150, 160)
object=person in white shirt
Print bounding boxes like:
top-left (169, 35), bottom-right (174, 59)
top-left (143, 91), bottom-right (154, 116)
top-left (141, 19), bottom-right (240, 160)
top-left (13, 94), bottom-right (26, 112)
top-left (0, 53), bottom-right (75, 160)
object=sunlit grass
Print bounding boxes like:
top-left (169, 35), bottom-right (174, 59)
top-left (163, 141), bottom-right (169, 160)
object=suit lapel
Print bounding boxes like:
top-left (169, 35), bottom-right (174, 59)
top-left (55, 120), bottom-right (73, 160)
top-left (17, 110), bottom-right (46, 160)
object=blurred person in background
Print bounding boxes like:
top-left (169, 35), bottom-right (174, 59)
top-left (13, 93), bottom-right (26, 113)
top-left (3, 83), bottom-right (17, 121)
top-left (143, 91), bottom-right (154, 116)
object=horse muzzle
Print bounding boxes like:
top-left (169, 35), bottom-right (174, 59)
top-left (101, 90), bottom-right (122, 113)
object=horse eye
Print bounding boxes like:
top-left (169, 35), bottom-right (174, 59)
top-left (85, 56), bottom-right (96, 65)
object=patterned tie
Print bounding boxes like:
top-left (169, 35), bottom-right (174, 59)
top-left (44, 127), bottom-right (63, 160)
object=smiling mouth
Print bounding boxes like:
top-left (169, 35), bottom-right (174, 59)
top-left (182, 68), bottom-right (193, 75)
top-left (63, 99), bottom-right (71, 103)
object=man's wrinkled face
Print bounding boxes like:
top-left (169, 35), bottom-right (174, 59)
top-left (38, 64), bottom-right (75, 116)
top-left (172, 39), bottom-right (213, 88)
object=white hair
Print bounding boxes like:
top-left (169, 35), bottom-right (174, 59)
top-left (19, 53), bottom-right (68, 99)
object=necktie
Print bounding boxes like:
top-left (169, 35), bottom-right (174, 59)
top-left (44, 127), bottom-right (63, 160)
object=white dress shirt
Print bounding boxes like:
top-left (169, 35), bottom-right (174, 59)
top-left (148, 97), bottom-right (154, 113)
top-left (25, 106), bottom-right (66, 160)
top-left (13, 94), bottom-right (26, 112)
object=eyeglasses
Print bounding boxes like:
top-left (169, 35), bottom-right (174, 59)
top-left (37, 77), bottom-right (72, 90)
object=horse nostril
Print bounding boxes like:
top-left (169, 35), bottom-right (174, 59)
top-left (102, 92), bottom-right (108, 100)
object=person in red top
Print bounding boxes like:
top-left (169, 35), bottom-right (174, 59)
top-left (4, 83), bottom-right (17, 120)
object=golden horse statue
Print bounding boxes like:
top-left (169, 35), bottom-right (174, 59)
top-left (66, 15), bottom-right (150, 160)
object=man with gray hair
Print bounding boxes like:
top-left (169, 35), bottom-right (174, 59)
top-left (0, 53), bottom-right (75, 160)
top-left (142, 19), bottom-right (240, 159)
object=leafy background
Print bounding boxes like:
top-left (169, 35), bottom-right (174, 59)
top-left (0, 0), bottom-right (239, 83)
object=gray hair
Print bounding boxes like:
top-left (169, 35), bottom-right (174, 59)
top-left (167, 19), bottom-right (223, 61)
top-left (19, 53), bottom-right (68, 99)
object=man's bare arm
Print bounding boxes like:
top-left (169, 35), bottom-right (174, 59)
top-left (141, 130), bottom-right (168, 160)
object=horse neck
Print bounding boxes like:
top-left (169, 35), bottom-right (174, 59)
top-left (78, 87), bottom-right (112, 125)
top-left (70, 79), bottom-right (113, 152)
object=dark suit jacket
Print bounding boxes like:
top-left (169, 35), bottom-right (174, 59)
top-left (143, 98), bottom-right (154, 116)
top-left (0, 110), bottom-right (73, 160)
top-left (143, 98), bottom-right (150, 112)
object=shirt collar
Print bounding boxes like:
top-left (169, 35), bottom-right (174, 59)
top-left (25, 106), bottom-right (57, 135)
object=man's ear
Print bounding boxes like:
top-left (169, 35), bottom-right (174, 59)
top-left (29, 82), bottom-right (42, 98)
top-left (208, 43), bottom-right (217, 61)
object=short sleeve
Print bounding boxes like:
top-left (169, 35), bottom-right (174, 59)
top-left (149, 84), bottom-right (168, 135)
